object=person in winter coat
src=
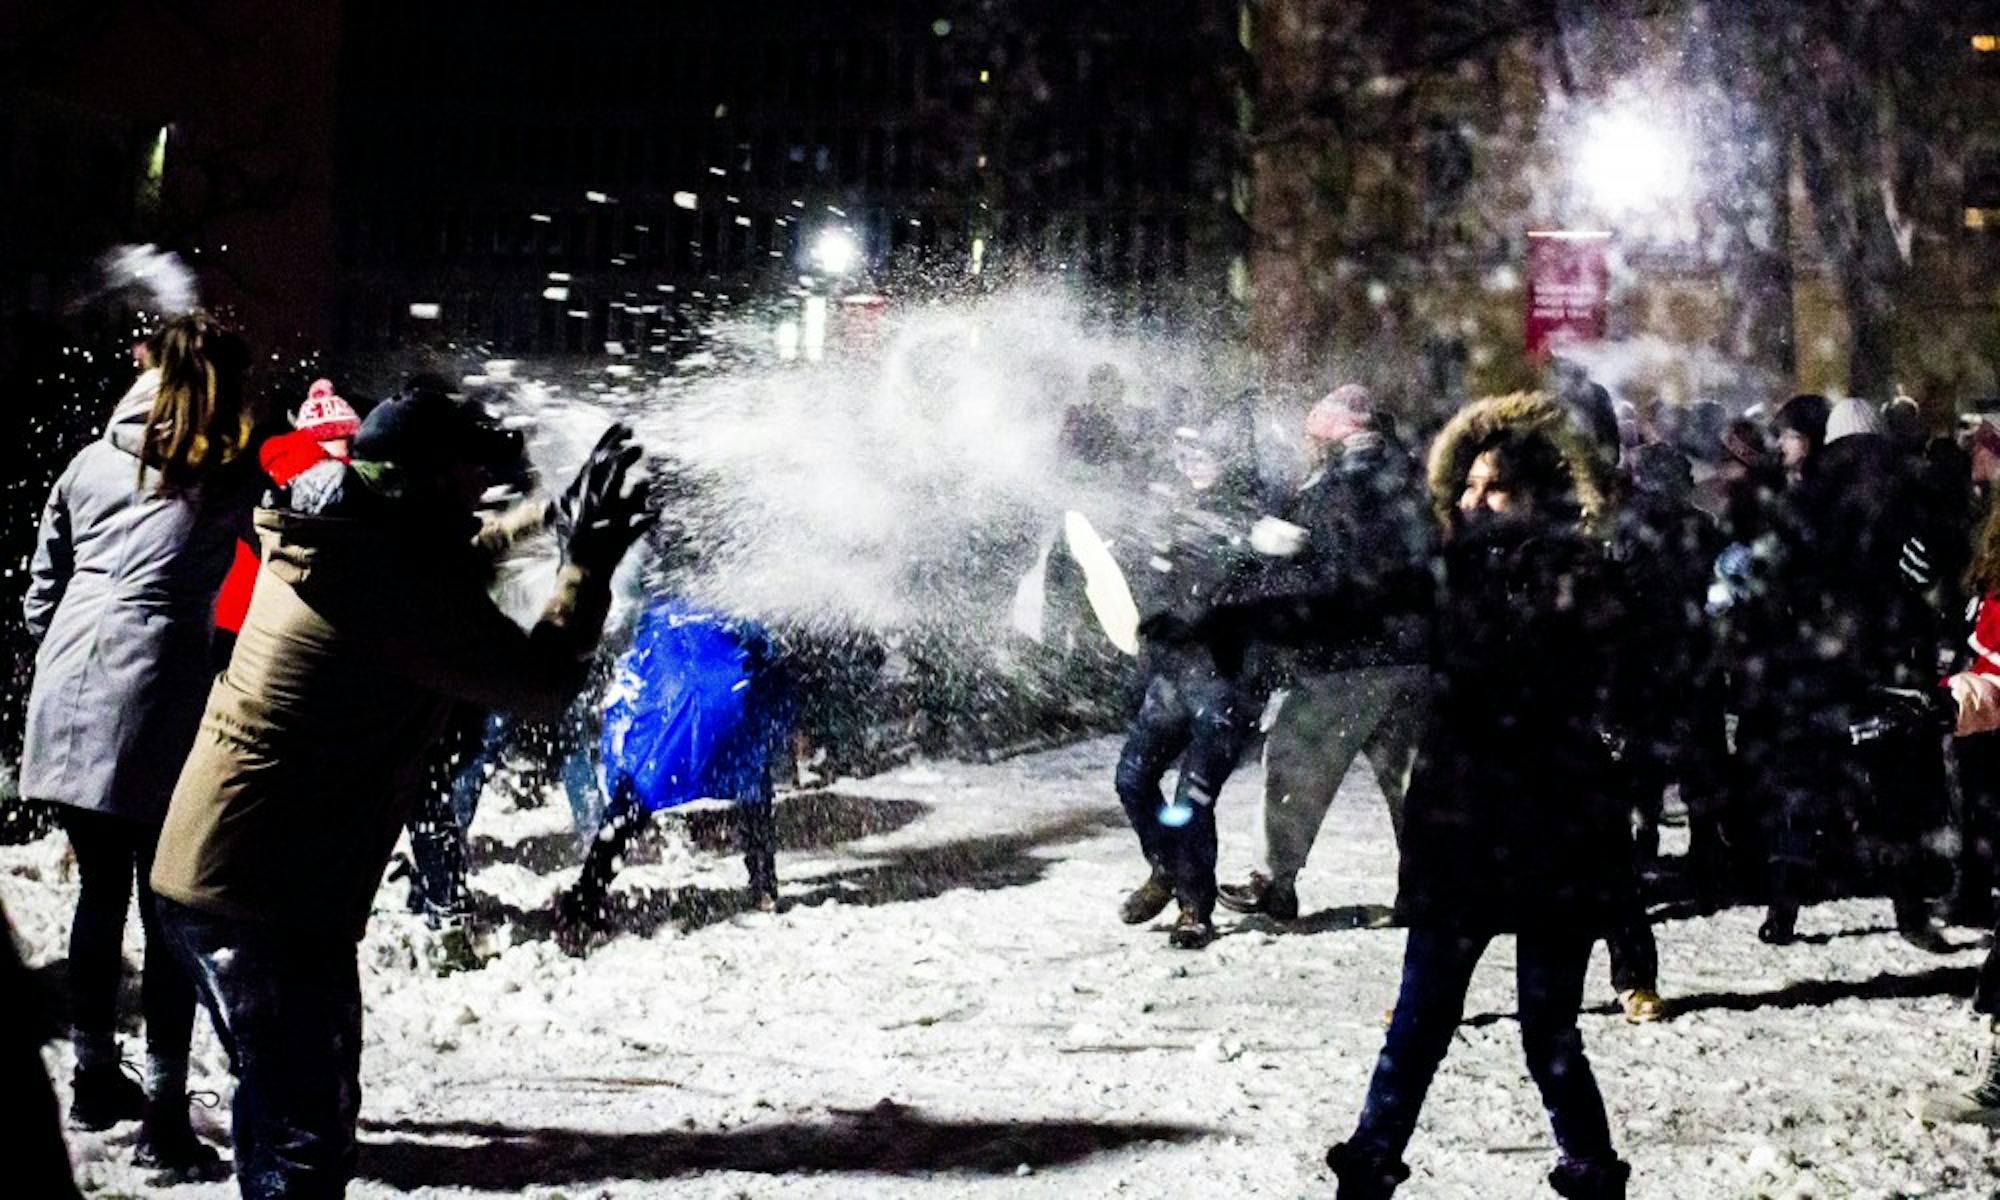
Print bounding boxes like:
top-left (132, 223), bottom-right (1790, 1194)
top-left (148, 393), bottom-right (654, 1199)
top-left (1214, 385), bottom-right (1433, 922)
top-left (1114, 421), bottom-right (1266, 950)
top-left (1614, 444), bottom-right (1729, 887)
top-left (21, 312), bottom-right (259, 1178)
top-left (1327, 393), bottom-right (1633, 1200)
top-left (1747, 397), bottom-right (1951, 948)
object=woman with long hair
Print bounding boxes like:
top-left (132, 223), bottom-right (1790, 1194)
top-left (21, 311), bottom-right (260, 1179)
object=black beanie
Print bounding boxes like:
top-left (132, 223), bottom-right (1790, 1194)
top-left (352, 383), bottom-right (522, 473)
top-left (1775, 393), bottom-right (1831, 451)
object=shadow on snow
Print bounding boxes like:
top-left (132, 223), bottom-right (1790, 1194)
top-left (356, 1101), bottom-right (1208, 1188)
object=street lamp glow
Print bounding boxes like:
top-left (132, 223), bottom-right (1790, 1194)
top-left (811, 228), bottom-right (862, 276)
top-left (1577, 109), bottom-right (1689, 214)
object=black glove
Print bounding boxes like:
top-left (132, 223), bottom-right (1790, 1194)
top-left (1898, 535), bottom-right (1934, 589)
top-left (551, 423), bottom-right (631, 542)
top-left (560, 424), bottom-right (657, 575)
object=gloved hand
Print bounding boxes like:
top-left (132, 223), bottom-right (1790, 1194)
top-left (560, 423), bottom-right (657, 575)
top-left (551, 423), bottom-right (630, 541)
top-left (1899, 535), bottom-right (1934, 589)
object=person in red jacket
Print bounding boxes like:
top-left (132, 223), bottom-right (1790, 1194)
top-left (211, 380), bottom-right (359, 661)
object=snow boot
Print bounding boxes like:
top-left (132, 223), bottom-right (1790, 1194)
top-left (1757, 903), bottom-right (1797, 946)
top-left (426, 918), bottom-right (487, 975)
top-left (1325, 1141), bottom-right (1409, 1199)
top-left (68, 1060), bottom-right (146, 1130)
top-left (1617, 988), bottom-right (1664, 1024)
top-left (136, 1100), bottom-right (229, 1182)
top-left (1119, 873), bottom-right (1174, 925)
top-left (1548, 1156), bottom-right (1631, 1199)
top-left (1895, 897), bottom-right (1953, 954)
top-left (1899, 922), bottom-right (1954, 954)
top-left (1167, 902), bottom-right (1216, 950)
top-left (1919, 1021), bottom-right (2000, 1126)
top-left (553, 885), bottom-right (612, 956)
top-left (1216, 872), bottom-right (1299, 921)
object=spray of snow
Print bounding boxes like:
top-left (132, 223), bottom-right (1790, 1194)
top-left (500, 284), bottom-right (1260, 651)
top-left (97, 243), bottom-right (198, 316)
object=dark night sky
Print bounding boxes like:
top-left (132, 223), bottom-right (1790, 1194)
top-left (4, 0), bottom-right (343, 345)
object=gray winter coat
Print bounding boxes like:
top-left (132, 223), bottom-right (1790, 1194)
top-left (20, 371), bottom-right (260, 823)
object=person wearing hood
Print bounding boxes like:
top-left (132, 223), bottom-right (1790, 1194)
top-left (1746, 396), bottom-right (1952, 947)
top-left (1215, 384), bottom-right (1433, 923)
top-left (1326, 393), bottom-right (1634, 1200)
top-left (1112, 418), bottom-right (1266, 950)
top-left (148, 390), bottom-right (654, 1198)
top-left (21, 313), bottom-right (259, 1179)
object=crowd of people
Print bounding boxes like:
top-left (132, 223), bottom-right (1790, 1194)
top-left (1076, 366), bottom-right (2000, 1197)
top-left (9, 309), bottom-right (2000, 1199)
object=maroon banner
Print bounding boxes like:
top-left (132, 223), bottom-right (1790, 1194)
top-left (1525, 230), bottom-right (1610, 357)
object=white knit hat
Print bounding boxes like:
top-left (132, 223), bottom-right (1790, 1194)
top-left (1825, 396), bottom-right (1884, 443)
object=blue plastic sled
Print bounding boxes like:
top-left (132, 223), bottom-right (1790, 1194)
top-left (600, 599), bottom-right (782, 814)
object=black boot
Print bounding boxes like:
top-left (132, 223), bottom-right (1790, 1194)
top-left (1326, 1141), bottom-right (1409, 1199)
top-left (1895, 897), bottom-right (1953, 954)
top-left (1167, 901), bottom-right (1216, 950)
top-left (1216, 871), bottom-right (1300, 920)
top-left (68, 1060), bottom-right (145, 1130)
top-left (136, 1100), bottom-right (228, 1182)
top-left (1549, 1157), bottom-right (1631, 1199)
top-left (1757, 902), bottom-right (1797, 946)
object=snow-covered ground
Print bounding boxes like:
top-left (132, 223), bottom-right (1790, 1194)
top-left (5, 738), bottom-right (1999, 1198)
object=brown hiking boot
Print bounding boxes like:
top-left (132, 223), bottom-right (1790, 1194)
top-left (1119, 873), bottom-right (1174, 925)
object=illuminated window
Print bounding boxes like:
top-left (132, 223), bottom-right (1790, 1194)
top-left (1975, 33), bottom-right (2000, 51)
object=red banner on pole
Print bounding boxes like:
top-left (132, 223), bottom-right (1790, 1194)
top-left (1525, 231), bottom-right (1610, 357)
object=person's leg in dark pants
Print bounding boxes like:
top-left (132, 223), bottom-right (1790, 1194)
top-left (58, 811), bottom-right (147, 1127)
top-left (1113, 670), bottom-right (1192, 923)
top-left (126, 832), bottom-right (222, 1176)
top-left (160, 900), bottom-right (362, 1200)
top-left (1165, 672), bottom-right (1253, 924)
top-left (1515, 931), bottom-right (1621, 1177)
top-left (565, 778), bottom-right (650, 933)
top-left (1948, 735), bottom-right (1999, 926)
top-left (734, 797), bottom-right (777, 907)
top-left (405, 784), bottom-right (471, 926)
top-left (1863, 730), bottom-right (1950, 946)
top-left (3, 898), bottom-right (82, 1198)
top-left (1604, 899), bottom-right (1658, 996)
top-left (1332, 927), bottom-right (1488, 1193)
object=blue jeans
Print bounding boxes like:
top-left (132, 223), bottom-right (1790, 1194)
top-left (1114, 650), bottom-right (1255, 915)
top-left (158, 900), bottom-right (361, 1200)
top-left (1349, 926), bottom-right (1616, 1169)
top-left (408, 711), bottom-right (509, 924)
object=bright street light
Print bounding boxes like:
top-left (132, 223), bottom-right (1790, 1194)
top-left (810, 228), bottom-right (862, 276)
top-left (1577, 108), bottom-right (1690, 215)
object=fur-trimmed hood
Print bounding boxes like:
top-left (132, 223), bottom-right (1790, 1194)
top-left (1424, 391), bottom-right (1614, 536)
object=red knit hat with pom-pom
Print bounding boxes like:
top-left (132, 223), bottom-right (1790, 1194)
top-left (295, 378), bottom-right (360, 441)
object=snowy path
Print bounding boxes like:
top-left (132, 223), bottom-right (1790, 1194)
top-left (6, 738), bottom-right (2000, 1198)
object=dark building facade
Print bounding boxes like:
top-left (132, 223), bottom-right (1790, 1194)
top-left (332, 0), bottom-right (1246, 367)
